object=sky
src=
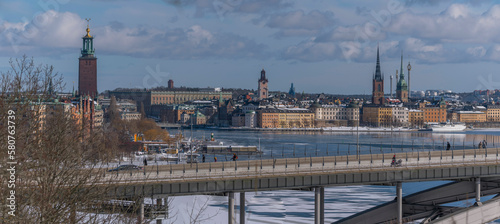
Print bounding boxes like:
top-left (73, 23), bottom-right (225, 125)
top-left (1, 0), bottom-right (500, 94)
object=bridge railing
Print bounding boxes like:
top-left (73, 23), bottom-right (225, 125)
top-left (101, 147), bottom-right (500, 183)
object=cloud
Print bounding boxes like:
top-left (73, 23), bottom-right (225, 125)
top-left (265, 10), bottom-right (335, 38)
top-left (282, 37), bottom-right (337, 62)
top-left (388, 4), bottom-right (500, 43)
top-left (163, 0), bottom-right (292, 18)
top-left (0, 10), bottom-right (268, 59)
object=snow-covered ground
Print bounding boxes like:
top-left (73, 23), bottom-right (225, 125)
top-left (150, 185), bottom-right (395, 224)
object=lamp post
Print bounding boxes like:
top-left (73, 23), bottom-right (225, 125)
top-left (407, 62), bottom-right (412, 99)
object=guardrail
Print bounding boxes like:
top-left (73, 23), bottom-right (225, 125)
top-left (102, 147), bottom-right (500, 184)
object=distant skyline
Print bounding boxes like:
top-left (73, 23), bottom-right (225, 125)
top-left (1, 0), bottom-right (500, 94)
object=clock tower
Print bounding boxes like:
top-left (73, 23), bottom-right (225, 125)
top-left (78, 19), bottom-right (97, 98)
top-left (258, 69), bottom-right (268, 100)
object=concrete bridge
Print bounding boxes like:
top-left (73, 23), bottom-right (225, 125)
top-left (102, 147), bottom-right (500, 224)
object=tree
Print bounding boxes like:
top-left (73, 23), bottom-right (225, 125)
top-left (0, 56), bottom-right (122, 223)
top-left (107, 95), bottom-right (120, 124)
top-left (140, 101), bottom-right (146, 119)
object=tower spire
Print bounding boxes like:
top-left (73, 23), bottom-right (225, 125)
top-left (399, 50), bottom-right (404, 80)
top-left (374, 45), bottom-right (382, 81)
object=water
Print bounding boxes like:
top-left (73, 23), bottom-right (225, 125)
top-left (160, 128), bottom-right (500, 223)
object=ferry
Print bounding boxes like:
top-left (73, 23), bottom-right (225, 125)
top-left (430, 122), bottom-right (466, 132)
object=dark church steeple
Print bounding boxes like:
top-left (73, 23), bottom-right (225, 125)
top-left (374, 45), bottom-right (383, 81)
top-left (372, 45), bottom-right (385, 105)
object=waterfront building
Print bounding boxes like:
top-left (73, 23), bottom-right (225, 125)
top-left (390, 104), bottom-right (409, 125)
top-left (408, 109), bottom-right (424, 128)
top-left (311, 102), bottom-right (359, 127)
top-left (78, 20), bottom-right (97, 98)
top-left (362, 105), bottom-right (393, 127)
top-left (191, 111), bottom-right (206, 125)
top-left (486, 105), bottom-right (500, 122)
top-left (372, 46), bottom-right (385, 105)
top-left (456, 111), bottom-right (486, 123)
top-left (420, 98), bottom-right (447, 123)
top-left (231, 113), bottom-right (245, 127)
top-left (258, 69), bottom-right (269, 100)
top-left (396, 52), bottom-right (408, 103)
top-left (257, 108), bottom-right (314, 128)
top-left (245, 111), bottom-right (257, 128)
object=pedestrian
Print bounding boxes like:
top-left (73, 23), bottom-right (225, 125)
top-left (232, 153), bottom-right (238, 161)
top-left (143, 158), bottom-right (148, 166)
top-left (202, 154), bottom-right (206, 163)
top-left (483, 140), bottom-right (487, 149)
top-left (478, 141), bottom-right (482, 149)
top-left (391, 155), bottom-right (396, 166)
top-left (214, 157), bottom-right (217, 162)
top-left (446, 142), bottom-right (451, 150)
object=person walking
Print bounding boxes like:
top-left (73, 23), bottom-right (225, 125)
top-left (391, 155), bottom-right (396, 166)
top-left (143, 158), bottom-right (148, 166)
top-left (446, 142), bottom-right (451, 150)
top-left (478, 141), bottom-right (482, 149)
top-left (202, 154), bottom-right (206, 163)
top-left (214, 157), bottom-right (217, 162)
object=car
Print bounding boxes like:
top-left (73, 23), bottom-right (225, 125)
top-left (108, 164), bottom-right (143, 172)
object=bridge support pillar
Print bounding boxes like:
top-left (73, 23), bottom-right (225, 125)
top-left (240, 192), bottom-right (245, 224)
top-left (397, 182), bottom-right (402, 224)
top-left (228, 192), bottom-right (235, 224)
top-left (156, 198), bottom-right (163, 224)
top-left (138, 197), bottom-right (144, 224)
top-left (315, 187), bottom-right (322, 224)
top-left (475, 177), bottom-right (482, 206)
top-left (320, 187), bottom-right (324, 224)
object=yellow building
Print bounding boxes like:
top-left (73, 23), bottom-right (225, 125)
top-left (151, 91), bottom-right (232, 105)
top-left (486, 105), bottom-right (500, 122)
top-left (362, 105), bottom-right (393, 126)
top-left (420, 98), bottom-right (447, 123)
top-left (258, 109), bottom-right (315, 128)
top-left (408, 110), bottom-right (424, 128)
top-left (457, 111), bottom-right (486, 123)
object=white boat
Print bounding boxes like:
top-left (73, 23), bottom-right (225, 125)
top-left (431, 123), bottom-right (466, 132)
top-left (185, 153), bottom-right (200, 163)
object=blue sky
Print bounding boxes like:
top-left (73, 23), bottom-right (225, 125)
top-left (1, 0), bottom-right (500, 94)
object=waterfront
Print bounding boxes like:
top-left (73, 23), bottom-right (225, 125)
top-left (160, 128), bottom-right (500, 224)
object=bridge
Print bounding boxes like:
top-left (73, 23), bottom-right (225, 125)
top-left (101, 147), bottom-right (500, 224)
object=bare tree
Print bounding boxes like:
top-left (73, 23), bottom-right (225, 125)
top-left (0, 56), bottom-right (123, 223)
top-left (187, 196), bottom-right (220, 224)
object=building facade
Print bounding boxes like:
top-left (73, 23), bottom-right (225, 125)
top-left (486, 105), bottom-right (500, 122)
top-left (408, 110), bottom-right (424, 128)
top-left (362, 105), bottom-right (393, 126)
top-left (456, 111), bottom-right (486, 123)
top-left (257, 109), bottom-right (315, 128)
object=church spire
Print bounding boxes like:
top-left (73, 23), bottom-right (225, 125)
top-left (397, 50), bottom-right (408, 91)
top-left (374, 45), bottom-right (382, 81)
top-left (399, 50), bottom-right (405, 80)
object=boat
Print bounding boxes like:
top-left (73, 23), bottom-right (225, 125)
top-left (185, 153), bottom-right (200, 163)
top-left (430, 122), bottom-right (466, 132)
